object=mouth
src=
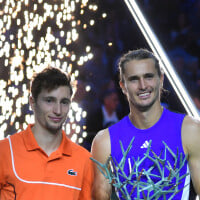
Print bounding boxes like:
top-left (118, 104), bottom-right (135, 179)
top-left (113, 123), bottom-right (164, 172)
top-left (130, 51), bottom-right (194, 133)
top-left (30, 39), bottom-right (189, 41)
top-left (49, 116), bottom-right (63, 123)
top-left (138, 92), bottom-right (151, 99)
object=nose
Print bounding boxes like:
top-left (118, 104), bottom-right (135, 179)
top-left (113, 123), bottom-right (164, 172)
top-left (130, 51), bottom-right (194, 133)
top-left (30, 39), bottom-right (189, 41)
top-left (138, 78), bottom-right (146, 90)
top-left (53, 103), bottom-right (62, 115)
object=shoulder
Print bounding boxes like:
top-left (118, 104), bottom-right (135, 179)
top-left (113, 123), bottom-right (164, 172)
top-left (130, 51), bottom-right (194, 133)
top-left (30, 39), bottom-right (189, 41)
top-left (0, 133), bottom-right (22, 149)
top-left (182, 115), bottom-right (200, 155)
top-left (0, 131), bottom-right (28, 158)
top-left (67, 139), bottom-right (94, 169)
top-left (0, 137), bottom-right (9, 150)
top-left (164, 108), bottom-right (185, 119)
top-left (91, 128), bottom-right (111, 164)
top-left (92, 128), bottom-right (110, 148)
top-left (182, 115), bottom-right (200, 133)
top-left (0, 137), bottom-right (10, 161)
top-left (68, 138), bottom-right (92, 158)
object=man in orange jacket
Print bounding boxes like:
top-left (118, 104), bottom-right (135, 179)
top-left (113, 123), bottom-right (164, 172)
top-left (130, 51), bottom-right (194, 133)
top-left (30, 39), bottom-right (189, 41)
top-left (0, 67), bottom-right (94, 200)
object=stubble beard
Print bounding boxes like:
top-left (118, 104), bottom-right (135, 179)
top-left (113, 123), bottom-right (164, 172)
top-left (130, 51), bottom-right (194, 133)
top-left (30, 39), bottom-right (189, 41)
top-left (45, 121), bottom-right (64, 135)
top-left (132, 89), bottom-right (160, 112)
top-left (135, 99), bottom-right (156, 112)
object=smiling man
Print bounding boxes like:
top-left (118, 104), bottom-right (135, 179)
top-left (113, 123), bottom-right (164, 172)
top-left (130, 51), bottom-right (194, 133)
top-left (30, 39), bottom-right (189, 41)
top-left (91, 49), bottom-right (200, 199)
top-left (0, 67), bottom-right (94, 200)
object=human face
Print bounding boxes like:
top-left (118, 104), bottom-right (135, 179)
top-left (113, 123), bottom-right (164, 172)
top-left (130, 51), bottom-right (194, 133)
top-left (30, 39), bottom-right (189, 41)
top-left (30, 86), bottom-right (71, 134)
top-left (120, 58), bottom-right (163, 112)
top-left (104, 93), bottom-right (119, 113)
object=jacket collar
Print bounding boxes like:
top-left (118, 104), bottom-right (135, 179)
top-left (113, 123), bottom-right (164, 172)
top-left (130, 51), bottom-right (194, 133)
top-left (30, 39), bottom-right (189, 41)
top-left (22, 124), bottom-right (72, 156)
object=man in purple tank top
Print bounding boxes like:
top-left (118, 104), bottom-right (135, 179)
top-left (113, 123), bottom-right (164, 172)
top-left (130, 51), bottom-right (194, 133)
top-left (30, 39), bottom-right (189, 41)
top-left (91, 48), bottom-right (200, 200)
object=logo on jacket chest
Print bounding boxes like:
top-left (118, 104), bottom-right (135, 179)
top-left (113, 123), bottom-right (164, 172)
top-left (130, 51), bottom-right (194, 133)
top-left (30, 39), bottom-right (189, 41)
top-left (67, 169), bottom-right (77, 176)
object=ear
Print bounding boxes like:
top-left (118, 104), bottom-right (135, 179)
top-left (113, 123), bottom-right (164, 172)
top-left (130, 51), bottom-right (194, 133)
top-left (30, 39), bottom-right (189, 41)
top-left (119, 80), bottom-right (127, 95)
top-left (29, 96), bottom-right (35, 111)
top-left (160, 73), bottom-right (164, 89)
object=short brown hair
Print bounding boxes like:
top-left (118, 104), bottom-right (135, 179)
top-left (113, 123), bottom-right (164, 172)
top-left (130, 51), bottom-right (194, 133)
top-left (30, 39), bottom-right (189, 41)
top-left (31, 67), bottom-right (73, 101)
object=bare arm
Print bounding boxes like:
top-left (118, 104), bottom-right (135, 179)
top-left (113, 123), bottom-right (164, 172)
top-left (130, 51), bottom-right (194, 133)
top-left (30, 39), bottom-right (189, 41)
top-left (182, 116), bottom-right (200, 197)
top-left (91, 128), bottom-right (112, 200)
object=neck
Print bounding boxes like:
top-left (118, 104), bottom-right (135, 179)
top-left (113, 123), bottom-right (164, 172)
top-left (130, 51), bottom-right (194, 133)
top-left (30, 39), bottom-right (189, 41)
top-left (31, 125), bottom-right (63, 156)
top-left (129, 104), bottom-right (163, 129)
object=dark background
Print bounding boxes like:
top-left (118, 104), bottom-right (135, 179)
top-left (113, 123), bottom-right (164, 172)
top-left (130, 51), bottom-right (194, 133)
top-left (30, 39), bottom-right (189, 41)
top-left (1, 0), bottom-right (200, 143)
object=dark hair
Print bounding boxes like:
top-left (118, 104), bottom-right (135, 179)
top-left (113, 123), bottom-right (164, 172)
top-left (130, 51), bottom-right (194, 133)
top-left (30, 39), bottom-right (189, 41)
top-left (31, 67), bottom-right (73, 101)
top-left (118, 48), bottom-right (162, 82)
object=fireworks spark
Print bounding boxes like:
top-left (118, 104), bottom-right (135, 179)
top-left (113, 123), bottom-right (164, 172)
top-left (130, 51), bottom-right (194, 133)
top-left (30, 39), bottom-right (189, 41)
top-left (0, 0), bottom-right (105, 142)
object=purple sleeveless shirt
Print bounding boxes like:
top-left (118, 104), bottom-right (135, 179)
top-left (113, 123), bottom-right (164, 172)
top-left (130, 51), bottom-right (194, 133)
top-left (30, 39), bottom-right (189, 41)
top-left (109, 108), bottom-right (190, 200)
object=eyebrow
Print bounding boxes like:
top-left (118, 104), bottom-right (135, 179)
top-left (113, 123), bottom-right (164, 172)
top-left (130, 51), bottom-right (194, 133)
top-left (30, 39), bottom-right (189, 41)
top-left (43, 96), bottom-right (71, 102)
top-left (128, 75), bottom-right (139, 81)
top-left (128, 72), bottom-right (155, 80)
top-left (144, 73), bottom-right (155, 77)
top-left (61, 98), bottom-right (71, 103)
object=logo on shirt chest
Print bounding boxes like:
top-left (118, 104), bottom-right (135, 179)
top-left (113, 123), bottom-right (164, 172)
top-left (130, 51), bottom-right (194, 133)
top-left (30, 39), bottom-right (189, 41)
top-left (140, 140), bottom-right (150, 149)
top-left (67, 169), bottom-right (77, 176)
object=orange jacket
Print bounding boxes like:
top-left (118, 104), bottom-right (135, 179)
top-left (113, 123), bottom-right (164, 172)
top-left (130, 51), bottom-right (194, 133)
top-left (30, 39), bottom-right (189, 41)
top-left (0, 124), bottom-right (94, 200)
